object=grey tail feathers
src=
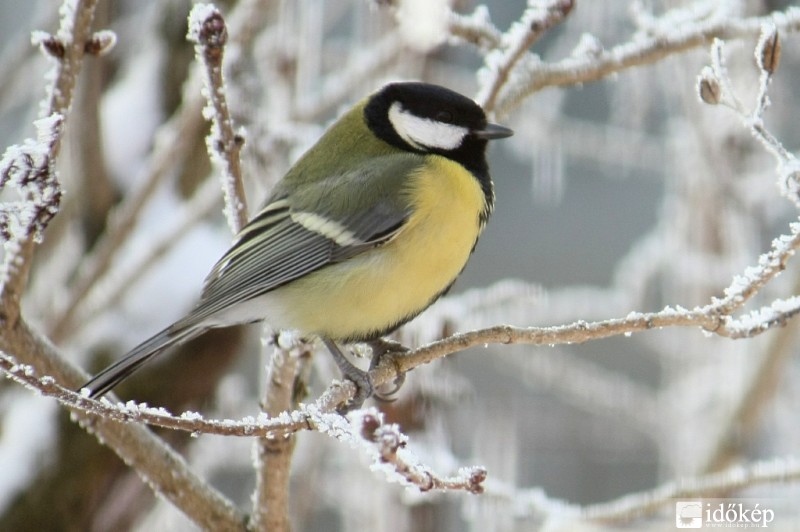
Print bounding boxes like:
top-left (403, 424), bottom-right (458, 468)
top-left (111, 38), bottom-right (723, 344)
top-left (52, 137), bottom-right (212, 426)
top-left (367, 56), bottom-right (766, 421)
top-left (79, 324), bottom-right (206, 398)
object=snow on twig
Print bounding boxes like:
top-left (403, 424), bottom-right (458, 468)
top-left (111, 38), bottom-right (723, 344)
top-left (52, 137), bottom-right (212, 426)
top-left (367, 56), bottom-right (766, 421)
top-left (0, 114), bottom-right (64, 312)
top-left (477, 0), bottom-right (574, 111)
top-left (188, 4), bottom-right (249, 233)
top-left (346, 410), bottom-right (487, 494)
top-left (488, 7), bottom-right (800, 117)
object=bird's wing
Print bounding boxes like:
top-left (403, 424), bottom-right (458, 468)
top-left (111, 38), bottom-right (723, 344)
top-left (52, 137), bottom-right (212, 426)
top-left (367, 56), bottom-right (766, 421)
top-left (180, 155), bottom-right (422, 326)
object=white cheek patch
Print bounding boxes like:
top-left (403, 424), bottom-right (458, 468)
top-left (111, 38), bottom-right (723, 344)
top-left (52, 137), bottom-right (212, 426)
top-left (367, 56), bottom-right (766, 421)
top-left (388, 102), bottom-right (468, 151)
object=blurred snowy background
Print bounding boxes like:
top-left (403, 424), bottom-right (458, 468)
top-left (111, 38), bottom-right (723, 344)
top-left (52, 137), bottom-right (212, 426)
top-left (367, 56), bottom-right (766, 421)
top-left (1, 0), bottom-right (800, 530)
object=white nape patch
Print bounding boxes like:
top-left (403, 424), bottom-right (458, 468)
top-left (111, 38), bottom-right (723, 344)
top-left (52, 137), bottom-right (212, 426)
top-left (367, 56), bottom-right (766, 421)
top-left (388, 102), bottom-right (468, 151)
top-left (291, 212), bottom-right (363, 246)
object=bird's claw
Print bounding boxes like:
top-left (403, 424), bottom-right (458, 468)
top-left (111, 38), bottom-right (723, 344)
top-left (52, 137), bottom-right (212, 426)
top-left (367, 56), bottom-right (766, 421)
top-left (367, 338), bottom-right (409, 401)
top-left (322, 336), bottom-right (410, 413)
top-left (322, 337), bottom-right (374, 413)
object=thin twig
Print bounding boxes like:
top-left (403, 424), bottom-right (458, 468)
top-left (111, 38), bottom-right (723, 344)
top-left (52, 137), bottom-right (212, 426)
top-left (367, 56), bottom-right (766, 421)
top-left (694, 26), bottom-right (798, 474)
top-left (356, 411), bottom-right (487, 493)
top-left (477, 0), bottom-right (574, 110)
top-left (0, 351), bottom-right (311, 437)
top-left (188, 4), bottom-right (248, 233)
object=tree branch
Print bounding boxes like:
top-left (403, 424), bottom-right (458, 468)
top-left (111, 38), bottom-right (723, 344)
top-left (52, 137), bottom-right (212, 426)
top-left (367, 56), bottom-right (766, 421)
top-left (1, 0), bottom-right (100, 325)
top-left (476, 0), bottom-right (574, 110)
top-left (188, 4), bottom-right (248, 233)
top-left (0, 321), bottom-right (246, 530)
top-left (487, 8), bottom-right (800, 116)
top-left (10, 205), bottom-right (800, 439)
top-left (249, 334), bottom-right (308, 532)
top-left (581, 456), bottom-right (799, 523)
top-left (355, 411), bottom-right (487, 494)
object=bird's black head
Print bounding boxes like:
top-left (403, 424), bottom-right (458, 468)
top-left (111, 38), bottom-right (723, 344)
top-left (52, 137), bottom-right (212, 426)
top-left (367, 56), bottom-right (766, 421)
top-left (364, 82), bottom-right (512, 179)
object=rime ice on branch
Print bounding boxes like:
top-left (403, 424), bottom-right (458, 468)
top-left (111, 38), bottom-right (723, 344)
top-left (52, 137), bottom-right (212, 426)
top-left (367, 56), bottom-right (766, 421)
top-left (0, 114), bottom-right (64, 296)
top-left (187, 3), bottom-right (249, 233)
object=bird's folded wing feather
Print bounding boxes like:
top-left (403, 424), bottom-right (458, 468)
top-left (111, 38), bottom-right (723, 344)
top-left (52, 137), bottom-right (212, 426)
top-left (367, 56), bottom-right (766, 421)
top-left (179, 155), bottom-right (422, 326)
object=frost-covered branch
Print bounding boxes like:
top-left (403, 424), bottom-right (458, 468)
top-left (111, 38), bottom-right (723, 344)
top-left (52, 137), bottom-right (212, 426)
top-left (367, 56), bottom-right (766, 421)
top-left (35, 0), bottom-right (101, 117)
top-left (301, 407), bottom-right (489, 494)
top-left (249, 333), bottom-right (309, 532)
top-left (476, 0), bottom-right (574, 110)
top-left (0, 114), bottom-right (64, 271)
top-left (697, 26), bottom-right (799, 209)
top-left (0, 351), bottom-right (312, 437)
top-left (581, 455), bottom-right (800, 523)
top-left (0, 327), bottom-right (245, 530)
top-left (487, 7), bottom-right (800, 116)
top-left (690, 27), bottom-right (800, 474)
top-left (355, 411), bottom-right (487, 494)
top-left (0, 0), bottom-right (104, 324)
top-left (376, 210), bottom-right (800, 380)
top-left (1, 350), bottom-right (486, 496)
top-left (188, 4), bottom-right (248, 233)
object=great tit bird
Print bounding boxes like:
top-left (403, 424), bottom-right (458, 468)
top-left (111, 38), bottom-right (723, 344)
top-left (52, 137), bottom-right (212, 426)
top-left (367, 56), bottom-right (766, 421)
top-left (81, 81), bottom-right (513, 409)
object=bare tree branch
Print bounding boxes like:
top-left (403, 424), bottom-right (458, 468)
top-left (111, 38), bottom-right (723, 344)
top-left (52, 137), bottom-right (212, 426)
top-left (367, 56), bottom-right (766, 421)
top-left (485, 8), bottom-right (800, 116)
top-left (355, 411), bottom-right (487, 493)
top-left (188, 4), bottom-right (248, 233)
top-left (249, 334), bottom-right (309, 531)
top-left (476, 0), bottom-right (574, 110)
top-left (581, 456), bottom-right (799, 523)
top-left (1, 0), bottom-right (100, 326)
top-left (0, 323), bottom-right (246, 530)
top-left (9, 202), bottom-right (800, 439)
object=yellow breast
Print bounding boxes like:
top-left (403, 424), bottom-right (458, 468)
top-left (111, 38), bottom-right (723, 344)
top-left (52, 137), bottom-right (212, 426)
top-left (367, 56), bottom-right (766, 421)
top-left (267, 155), bottom-right (488, 341)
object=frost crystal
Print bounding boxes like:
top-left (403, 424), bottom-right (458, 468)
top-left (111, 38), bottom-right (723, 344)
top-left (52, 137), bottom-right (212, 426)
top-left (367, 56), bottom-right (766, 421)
top-left (0, 113), bottom-right (64, 296)
top-left (571, 33), bottom-right (603, 58)
top-left (187, 4), bottom-right (220, 44)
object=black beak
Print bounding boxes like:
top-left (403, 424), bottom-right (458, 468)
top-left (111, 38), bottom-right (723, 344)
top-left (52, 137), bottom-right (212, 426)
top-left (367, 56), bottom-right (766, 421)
top-left (472, 122), bottom-right (514, 140)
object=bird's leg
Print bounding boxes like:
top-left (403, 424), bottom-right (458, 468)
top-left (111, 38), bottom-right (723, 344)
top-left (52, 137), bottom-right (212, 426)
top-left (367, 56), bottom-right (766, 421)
top-left (367, 338), bottom-right (409, 401)
top-left (321, 337), bottom-right (373, 413)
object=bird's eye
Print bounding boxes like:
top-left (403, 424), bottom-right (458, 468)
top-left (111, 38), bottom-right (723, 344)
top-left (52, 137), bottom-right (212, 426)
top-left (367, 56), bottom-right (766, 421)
top-left (435, 110), bottom-right (454, 123)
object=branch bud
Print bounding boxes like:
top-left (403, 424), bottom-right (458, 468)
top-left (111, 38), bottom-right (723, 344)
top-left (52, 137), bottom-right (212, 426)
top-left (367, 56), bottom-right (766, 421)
top-left (187, 5), bottom-right (228, 62)
top-left (31, 31), bottom-right (64, 58)
top-left (697, 66), bottom-right (722, 105)
top-left (756, 23), bottom-right (781, 75)
top-left (360, 413), bottom-right (381, 442)
top-left (85, 30), bottom-right (117, 56)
